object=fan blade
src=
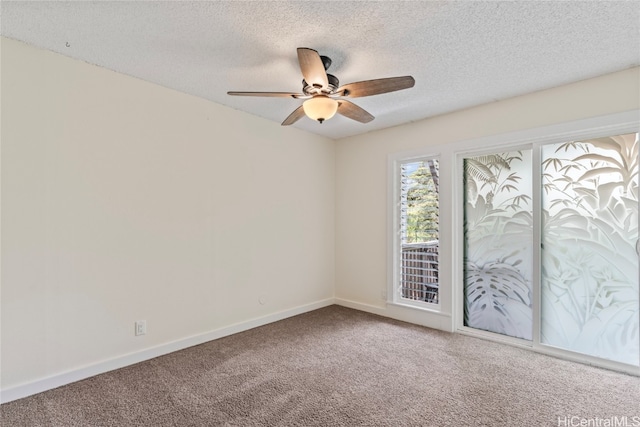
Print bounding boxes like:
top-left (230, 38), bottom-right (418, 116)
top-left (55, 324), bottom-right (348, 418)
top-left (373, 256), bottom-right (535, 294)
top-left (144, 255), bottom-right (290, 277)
top-left (337, 100), bottom-right (374, 123)
top-left (297, 48), bottom-right (329, 90)
top-left (338, 76), bottom-right (415, 98)
top-left (281, 106), bottom-right (306, 126)
top-left (227, 91), bottom-right (304, 98)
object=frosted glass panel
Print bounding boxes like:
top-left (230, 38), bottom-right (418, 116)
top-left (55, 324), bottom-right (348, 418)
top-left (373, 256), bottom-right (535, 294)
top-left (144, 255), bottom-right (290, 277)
top-left (463, 151), bottom-right (533, 340)
top-left (541, 133), bottom-right (639, 366)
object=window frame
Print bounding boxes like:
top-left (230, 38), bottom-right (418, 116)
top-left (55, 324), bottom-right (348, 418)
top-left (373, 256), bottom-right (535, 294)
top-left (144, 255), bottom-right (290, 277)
top-left (388, 152), bottom-right (442, 311)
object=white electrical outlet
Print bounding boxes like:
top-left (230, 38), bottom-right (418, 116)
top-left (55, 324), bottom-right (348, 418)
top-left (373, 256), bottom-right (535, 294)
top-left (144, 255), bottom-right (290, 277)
top-left (135, 320), bottom-right (147, 336)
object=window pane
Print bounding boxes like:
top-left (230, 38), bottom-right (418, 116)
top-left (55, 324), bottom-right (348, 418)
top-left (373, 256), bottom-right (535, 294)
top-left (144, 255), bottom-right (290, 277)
top-left (541, 133), bottom-right (639, 366)
top-left (463, 150), bottom-right (533, 340)
top-left (400, 160), bottom-right (439, 304)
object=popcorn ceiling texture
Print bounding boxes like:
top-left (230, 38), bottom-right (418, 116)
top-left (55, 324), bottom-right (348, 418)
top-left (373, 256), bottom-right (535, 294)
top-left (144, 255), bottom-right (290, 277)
top-left (2, 1), bottom-right (639, 140)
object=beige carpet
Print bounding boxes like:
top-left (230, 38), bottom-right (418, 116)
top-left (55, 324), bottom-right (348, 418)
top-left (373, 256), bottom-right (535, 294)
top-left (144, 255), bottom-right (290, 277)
top-left (1, 305), bottom-right (639, 426)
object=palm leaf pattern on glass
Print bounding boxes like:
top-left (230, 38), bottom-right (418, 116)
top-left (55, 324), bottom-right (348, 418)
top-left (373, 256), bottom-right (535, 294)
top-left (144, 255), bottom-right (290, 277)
top-left (541, 133), bottom-right (639, 366)
top-left (465, 261), bottom-right (532, 339)
top-left (463, 151), bottom-right (533, 340)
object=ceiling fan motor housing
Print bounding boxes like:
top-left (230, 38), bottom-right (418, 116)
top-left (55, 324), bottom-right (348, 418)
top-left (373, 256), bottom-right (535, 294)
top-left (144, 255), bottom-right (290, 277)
top-left (302, 74), bottom-right (339, 95)
top-left (319, 55), bottom-right (332, 71)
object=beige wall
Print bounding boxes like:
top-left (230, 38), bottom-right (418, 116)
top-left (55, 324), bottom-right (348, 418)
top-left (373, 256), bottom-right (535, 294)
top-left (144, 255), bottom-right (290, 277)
top-left (335, 66), bottom-right (640, 327)
top-left (1, 38), bottom-right (335, 392)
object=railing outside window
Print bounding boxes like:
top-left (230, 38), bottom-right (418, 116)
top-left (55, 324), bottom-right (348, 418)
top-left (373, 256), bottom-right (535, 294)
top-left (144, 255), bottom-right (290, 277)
top-left (401, 241), bottom-right (438, 303)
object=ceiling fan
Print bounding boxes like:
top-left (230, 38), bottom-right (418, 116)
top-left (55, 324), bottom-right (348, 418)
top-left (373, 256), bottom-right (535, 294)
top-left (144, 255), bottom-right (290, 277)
top-left (228, 48), bottom-right (415, 126)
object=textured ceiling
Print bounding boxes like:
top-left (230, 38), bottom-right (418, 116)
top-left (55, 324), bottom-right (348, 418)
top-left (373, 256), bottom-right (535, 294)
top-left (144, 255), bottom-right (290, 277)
top-left (2, 1), bottom-right (639, 140)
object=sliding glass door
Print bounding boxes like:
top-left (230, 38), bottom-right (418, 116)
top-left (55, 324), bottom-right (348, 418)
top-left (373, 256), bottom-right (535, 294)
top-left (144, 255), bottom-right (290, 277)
top-left (462, 132), bottom-right (639, 367)
top-left (540, 134), bottom-right (639, 366)
top-left (463, 150), bottom-right (533, 340)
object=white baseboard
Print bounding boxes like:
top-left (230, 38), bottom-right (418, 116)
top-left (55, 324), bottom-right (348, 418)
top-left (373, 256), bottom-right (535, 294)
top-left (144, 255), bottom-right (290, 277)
top-left (0, 298), bottom-right (335, 404)
top-left (334, 297), bottom-right (453, 332)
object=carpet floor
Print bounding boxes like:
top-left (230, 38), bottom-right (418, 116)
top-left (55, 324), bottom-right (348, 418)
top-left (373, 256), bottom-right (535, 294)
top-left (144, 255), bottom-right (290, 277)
top-left (1, 305), bottom-right (639, 426)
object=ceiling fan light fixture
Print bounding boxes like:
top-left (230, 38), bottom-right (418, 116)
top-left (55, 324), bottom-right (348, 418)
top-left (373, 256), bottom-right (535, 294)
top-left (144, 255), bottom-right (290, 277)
top-left (228, 48), bottom-right (415, 126)
top-left (303, 95), bottom-right (338, 123)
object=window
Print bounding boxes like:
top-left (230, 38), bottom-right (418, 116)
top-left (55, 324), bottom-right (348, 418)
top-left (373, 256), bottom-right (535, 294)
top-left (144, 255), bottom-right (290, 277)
top-left (392, 158), bottom-right (439, 307)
